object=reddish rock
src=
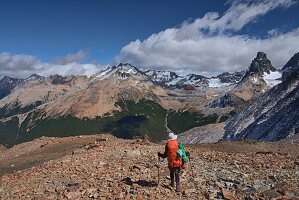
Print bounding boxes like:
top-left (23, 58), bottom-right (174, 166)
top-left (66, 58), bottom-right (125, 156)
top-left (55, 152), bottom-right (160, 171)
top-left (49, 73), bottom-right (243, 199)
top-left (222, 189), bottom-right (236, 200)
top-left (65, 191), bottom-right (81, 199)
top-left (183, 84), bottom-right (195, 91)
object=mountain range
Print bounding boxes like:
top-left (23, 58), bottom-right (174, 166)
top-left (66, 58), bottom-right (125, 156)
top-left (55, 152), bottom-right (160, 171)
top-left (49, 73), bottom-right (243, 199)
top-left (0, 52), bottom-right (297, 147)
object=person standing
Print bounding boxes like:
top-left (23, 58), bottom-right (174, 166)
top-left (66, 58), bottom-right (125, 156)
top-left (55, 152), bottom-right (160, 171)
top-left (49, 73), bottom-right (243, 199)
top-left (158, 132), bottom-right (182, 192)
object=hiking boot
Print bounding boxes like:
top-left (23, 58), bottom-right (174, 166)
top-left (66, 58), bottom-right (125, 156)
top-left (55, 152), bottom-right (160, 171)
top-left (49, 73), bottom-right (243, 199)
top-left (169, 181), bottom-right (174, 187)
top-left (175, 184), bottom-right (180, 192)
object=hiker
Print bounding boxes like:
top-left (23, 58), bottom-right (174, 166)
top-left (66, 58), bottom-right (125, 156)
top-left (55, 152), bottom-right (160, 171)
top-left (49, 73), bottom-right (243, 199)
top-left (158, 132), bottom-right (189, 192)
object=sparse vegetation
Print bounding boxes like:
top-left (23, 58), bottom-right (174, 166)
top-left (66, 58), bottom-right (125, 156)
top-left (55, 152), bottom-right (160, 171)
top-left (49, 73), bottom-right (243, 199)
top-left (167, 110), bottom-right (218, 133)
top-left (0, 99), bottom-right (223, 147)
top-left (0, 101), bottom-right (42, 119)
top-left (0, 117), bottom-right (19, 147)
top-left (15, 99), bottom-right (168, 145)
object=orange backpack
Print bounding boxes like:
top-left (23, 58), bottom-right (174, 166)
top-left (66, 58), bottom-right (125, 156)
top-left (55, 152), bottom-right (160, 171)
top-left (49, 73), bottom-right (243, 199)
top-left (167, 140), bottom-right (182, 168)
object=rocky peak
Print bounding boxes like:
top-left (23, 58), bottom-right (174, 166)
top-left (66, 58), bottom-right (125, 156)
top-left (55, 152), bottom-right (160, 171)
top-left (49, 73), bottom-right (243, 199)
top-left (215, 71), bottom-right (245, 84)
top-left (26, 74), bottom-right (42, 81)
top-left (0, 76), bottom-right (20, 83)
top-left (0, 76), bottom-right (23, 100)
top-left (49, 74), bottom-right (68, 84)
top-left (145, 70), bottom-right (180, 82)
top-left (248, 52), bottom-right (276, 75)
top-left (92, 63), bottom-right (145, 80)
top-left (282, 52), bottom-right (299, 71)
top-left (116, 63), bottom-right (144, 77)
top-left (257, 51), bottom-right (267, 59)
top-left (187, 74), bottom-right (208, 81)
top-left (282, 52), bottom-right (299, 81)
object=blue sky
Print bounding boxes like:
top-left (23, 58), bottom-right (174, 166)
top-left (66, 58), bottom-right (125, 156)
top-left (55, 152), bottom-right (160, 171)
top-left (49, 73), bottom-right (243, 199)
top-left (0, 0), bottom-right (228, 63)
top-left (0, 0), bottom-right (299, 77)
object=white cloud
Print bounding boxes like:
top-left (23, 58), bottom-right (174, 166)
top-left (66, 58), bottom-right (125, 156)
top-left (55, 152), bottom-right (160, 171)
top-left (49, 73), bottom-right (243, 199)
top-left (0, 52), bottom-right (99, 78)
top-left (115, 0), bottom-right (299, 76)
top-left (53, 50), bottom-right (87, 65)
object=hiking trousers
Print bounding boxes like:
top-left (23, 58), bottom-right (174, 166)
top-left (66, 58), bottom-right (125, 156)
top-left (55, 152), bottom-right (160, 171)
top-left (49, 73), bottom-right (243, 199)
top-left (169, 166), bottom-right (180, 186)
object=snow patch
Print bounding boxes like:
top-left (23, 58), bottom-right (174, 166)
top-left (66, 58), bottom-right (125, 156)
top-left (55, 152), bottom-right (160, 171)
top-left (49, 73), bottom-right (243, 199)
top-left (263, 71), bottom-right (282, 87)
top-left (208, 78), bottom-right (230, 88)
top-left (165, 78), bottom-right (182, 86)
top-left (251, 77), bottom-right (258, 83)
top-left (93, 64), bottom-right (142, 80)
top-left (94, 67), bottom-right (117, 80)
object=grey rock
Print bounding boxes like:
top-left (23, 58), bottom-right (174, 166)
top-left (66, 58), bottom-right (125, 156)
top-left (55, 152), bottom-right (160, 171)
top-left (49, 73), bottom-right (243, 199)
top-left (87, 188), bottom-right (99, 198)
top-left (125, 150), bottom-right (141, 157)
top-left (183, 188), bottom-right (197, 194)
top-left (261, 189), bottom-right (281, 199)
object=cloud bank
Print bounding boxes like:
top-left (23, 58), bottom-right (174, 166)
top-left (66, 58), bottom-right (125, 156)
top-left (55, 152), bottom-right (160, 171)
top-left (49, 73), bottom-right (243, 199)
top-left (53, 50), bottom-right (87, 65)
top-left (116, 0), bottom-right (299, 76)
top-left (0, 51), bottom-right (99, 78)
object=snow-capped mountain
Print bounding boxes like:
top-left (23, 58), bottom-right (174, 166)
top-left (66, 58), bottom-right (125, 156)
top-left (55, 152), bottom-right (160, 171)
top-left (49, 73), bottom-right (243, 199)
top-left (92, 63), bottom-right (146, 80)
top-left (145, 70), bottom-right (209, 88)
top-left (144, 70), bottom-right (243, 89)
top-left (179, 74), bottom-right (209, 88)
top-left (25, 74), bottom-right (43, 82)
top-left (90, 62), bottom-right (246, 90)
top-left (209, 52), bottom-right (280, 110)
top-left (144, 70), bottom-right (180, 84)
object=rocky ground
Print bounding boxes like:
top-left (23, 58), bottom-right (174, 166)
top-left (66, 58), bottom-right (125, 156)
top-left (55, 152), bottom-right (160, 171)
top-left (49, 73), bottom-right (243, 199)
top-left (0, 145), bottom-right (5, 153)
top-left (0, 135), bottom-right (299, 199)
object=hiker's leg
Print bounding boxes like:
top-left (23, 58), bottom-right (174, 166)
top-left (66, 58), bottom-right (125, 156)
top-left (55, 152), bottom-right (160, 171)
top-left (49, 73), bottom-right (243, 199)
top-left (175, 167), bottom-right (181, 192)
top-left (169, 167), bottom-right (175, 187)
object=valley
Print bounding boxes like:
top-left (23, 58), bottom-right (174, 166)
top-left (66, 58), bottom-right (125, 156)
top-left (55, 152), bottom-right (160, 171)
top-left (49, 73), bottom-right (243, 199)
top-left (0, 52), bottom-right (298, 147)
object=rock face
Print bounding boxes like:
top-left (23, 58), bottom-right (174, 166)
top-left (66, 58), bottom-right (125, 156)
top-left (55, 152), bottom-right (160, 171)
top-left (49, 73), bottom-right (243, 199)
top-left (282, 52), bottom-right (299, 81)
top-left (144, 70), bottom-right (180, 87)
top-left (178, 74), bottom-right (209, 88)
top-left (0, 76), bottom-right (23, 100)
top-left (92, 63), bottom-right (146, 80)
top-left (248, 52), bottom-right (276, 75)
top-left (224, 52), bottom-right (299, 141)
top-left (178, 123), bottom-right (225, 144)
top-left (214, 71), bottom-right (245, 84)
top-left (210, 52), bottom-right (275, 110)
top-left (0, 74), bottom-right (43, 100)
top-left (0, 75), bottom-right (89, 119)
top-left (0, 135), bottom-right (298, 199)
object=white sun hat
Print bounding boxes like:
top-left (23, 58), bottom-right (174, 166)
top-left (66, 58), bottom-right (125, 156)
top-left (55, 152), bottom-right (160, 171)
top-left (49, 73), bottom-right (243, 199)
top-left (168, 132), bottom-right (178, 140)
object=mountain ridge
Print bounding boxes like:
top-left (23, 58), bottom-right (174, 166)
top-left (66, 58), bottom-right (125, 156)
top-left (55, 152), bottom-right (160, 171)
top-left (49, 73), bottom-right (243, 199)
top-left (0, 51), bottom-right (297, 147)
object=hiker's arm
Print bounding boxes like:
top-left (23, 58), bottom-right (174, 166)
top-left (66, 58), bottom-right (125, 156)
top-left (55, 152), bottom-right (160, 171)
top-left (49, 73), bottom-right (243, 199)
top-left (158, 145), bottom-right (168, 158)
